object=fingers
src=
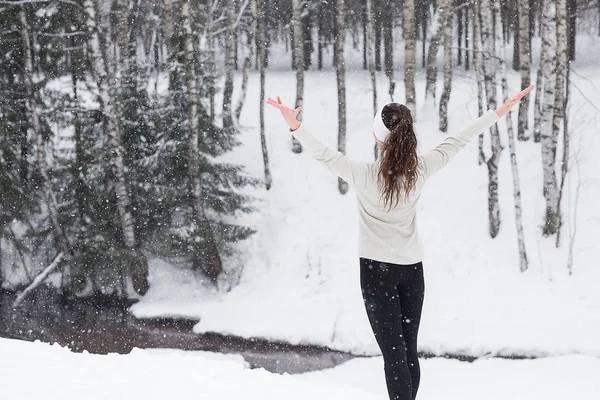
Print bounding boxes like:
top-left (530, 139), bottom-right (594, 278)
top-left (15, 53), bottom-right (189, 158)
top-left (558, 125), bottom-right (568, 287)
top-left (277, 96), bottom-right (282, 104)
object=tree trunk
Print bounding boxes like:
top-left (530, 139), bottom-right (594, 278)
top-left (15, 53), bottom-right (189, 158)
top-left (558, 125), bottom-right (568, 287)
top-left (403, 0), bottom-right (417, 119)
top-left (335, 0), bottom-right (348, 194)
top-left (222, 0), bottom-right (236, 131)
top-left (19, 7), bottom-right (72, 258)
top-left (375, 1), bottom-right (382, 71)
top-left (425, 1), bottom-right (452, 108)
top-left (567, 0), bottom-right (576, 61)
top-left (181, 0), bottom-right (223, 280)
top-left (458, 6), bottom-right (463, 66)
top-left (465, 5), bottom-right (471, 70)
top-left (291, 0), bottom-right (304, 153)
top-left (85, 0), bottom-right (136, 249)
top-left (472, 0), bottom-right (486, 165)
top-left (383, 9), bottom-right (395, 101)
top-left (555, 59), bottom-right (571, 247)
top-left (537, 0), bottom-right (558, 236)
top-left (366, 0), bottom-right (379, 160)
top-left (235, 30), bottom-right (254, 122)
top-left (255, 0), bottom-right (272, 189)
top-left (318, 2), bottom-right (324, 70)
top-left (439, 3), bottom-right (453, 133)
top-left (495, 0), bottom-right (528, 272)
top-left (534, 0), bottom-right (556, 144)
top-left (517, 0), bottom-right (531, 141)
top-left (545, 0), bottom-right (567, 236)
top-left (206, 0), bottom-right (216, 121)
top-left (13, 252), bottom-right (65, 308)
top-left (480, 0), bottom-right (501, 238)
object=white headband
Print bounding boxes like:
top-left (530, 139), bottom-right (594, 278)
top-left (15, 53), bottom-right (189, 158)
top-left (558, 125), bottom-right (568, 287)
top-left (373, 104), bottom-right (391, 143)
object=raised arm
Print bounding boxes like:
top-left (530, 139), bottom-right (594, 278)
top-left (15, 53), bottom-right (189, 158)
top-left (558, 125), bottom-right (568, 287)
top-left (421, 84), bottom-right (535, 179)
top-left (266, 96), bottom-right (359, 185)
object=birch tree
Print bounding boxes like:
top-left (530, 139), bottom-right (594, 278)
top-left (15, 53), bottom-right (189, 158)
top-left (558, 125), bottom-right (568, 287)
top-left (291, 0), bottom-right (304, 153)
top-left (472, 0), bottom-right (486, 165)
top-left (480, 0), bottom-right (502, 238)
top-left (439, 2), bottom-right (453, 133)
top-left (383, 7), bottom-right (395, 101)
top-left (181, 0), bottom-right (223, 280)
top-left (235, 28), bottom-right (254, 122)
top-left (255, 0), bottom-right (272, 188)
top-left (516, 0), bottom-right (532, 142)
top-left (536, 0), bottom-right (558, 235)
top-left (335, 0), bottom-right (348, 194)
top-left (403, 0), bottom-right (417, 119)
top-left (222, 0), bottom-right (237, 131)
top-left (424, 0), bottom-right (452, 107)
top-left (494, 0), bottom-right (528, 272)
top-left (544, 0), bottom-right (568, 235)
top-left (84, 0), bottom-right (137, 250)
top-left (365, 0), bottom-right (379, 160)
top-left (533, 0), bottom-right (556, 144)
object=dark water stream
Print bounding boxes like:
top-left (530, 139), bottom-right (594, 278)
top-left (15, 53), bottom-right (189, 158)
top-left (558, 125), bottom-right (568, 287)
top-left (0, 285), bottom-right (354, 374)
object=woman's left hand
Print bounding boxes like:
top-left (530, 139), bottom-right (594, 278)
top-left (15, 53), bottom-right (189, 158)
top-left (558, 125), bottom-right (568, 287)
top-left (267, 96), bottom-right (302, 131)
top-left (495, 84), bottom-right (535, 118)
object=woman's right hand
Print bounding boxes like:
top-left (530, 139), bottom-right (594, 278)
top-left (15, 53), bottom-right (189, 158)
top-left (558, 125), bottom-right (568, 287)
top-left (267, 96), bottom-right (302, 131)
top-left (495, 84), bottom-right (535, 118)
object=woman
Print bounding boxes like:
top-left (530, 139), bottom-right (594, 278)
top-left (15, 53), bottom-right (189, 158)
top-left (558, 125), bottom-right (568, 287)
top-left (267, 84), bottom-right (534, 400)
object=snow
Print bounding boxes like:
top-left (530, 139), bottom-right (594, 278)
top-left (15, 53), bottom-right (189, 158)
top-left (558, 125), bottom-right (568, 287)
top-left (131, 61), bottom-right (600, 358)
top-left (2, 338), bottom-right (599, 399)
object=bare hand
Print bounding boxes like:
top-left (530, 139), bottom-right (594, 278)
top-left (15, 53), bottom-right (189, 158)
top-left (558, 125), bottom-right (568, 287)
top-left (496, 84), bottom-right (535, 118)
top-left (267, 96), bottom-right (302, 131)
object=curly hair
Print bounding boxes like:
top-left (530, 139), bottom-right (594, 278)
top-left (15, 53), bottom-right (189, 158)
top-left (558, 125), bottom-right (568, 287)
top-left (376, 103), bottom-right (419, 210)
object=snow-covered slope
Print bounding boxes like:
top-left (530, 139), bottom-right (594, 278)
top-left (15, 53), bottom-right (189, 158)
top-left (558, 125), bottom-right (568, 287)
top-left (132, 53), bottom-right (600, 357)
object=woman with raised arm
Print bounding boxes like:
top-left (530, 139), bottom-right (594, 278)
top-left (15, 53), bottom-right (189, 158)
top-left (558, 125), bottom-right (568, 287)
top-left (267, 84), bottom-right (534, 400)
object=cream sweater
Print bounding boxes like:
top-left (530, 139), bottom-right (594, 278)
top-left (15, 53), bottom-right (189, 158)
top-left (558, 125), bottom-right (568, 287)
top-left (291, 109), bottom-right (500, 265)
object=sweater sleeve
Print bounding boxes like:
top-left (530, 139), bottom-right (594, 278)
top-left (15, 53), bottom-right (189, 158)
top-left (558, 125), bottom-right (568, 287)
top-left (291, 124), bottom-right (359, 185)
top-left (420, 109), bottom-right (500, 179)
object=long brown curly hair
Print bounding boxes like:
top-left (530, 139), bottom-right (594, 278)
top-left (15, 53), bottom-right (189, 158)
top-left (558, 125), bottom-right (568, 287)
top-left (376, 103), bottom-right (419, 210)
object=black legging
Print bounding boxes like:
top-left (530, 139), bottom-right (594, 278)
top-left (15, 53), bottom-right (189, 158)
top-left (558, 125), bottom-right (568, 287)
top-left (360, 258), bottom-right (425, 400)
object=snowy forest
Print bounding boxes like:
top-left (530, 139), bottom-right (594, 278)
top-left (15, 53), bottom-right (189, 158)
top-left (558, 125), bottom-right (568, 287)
top-left (1, 0), bottom-right (600, 398)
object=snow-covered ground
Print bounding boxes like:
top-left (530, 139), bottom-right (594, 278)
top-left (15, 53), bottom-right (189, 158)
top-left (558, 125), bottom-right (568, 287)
top-left (2, 338), bottom-right (599, 399)
top-left (131, 58), bottom-right (600, 358)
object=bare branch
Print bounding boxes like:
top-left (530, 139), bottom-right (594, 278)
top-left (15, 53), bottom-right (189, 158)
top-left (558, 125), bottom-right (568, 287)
top-left (12, 252), bottom-right (65, 308)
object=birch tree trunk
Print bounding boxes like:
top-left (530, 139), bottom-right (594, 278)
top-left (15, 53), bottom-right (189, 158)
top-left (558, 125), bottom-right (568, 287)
top-left (366, 0), bottom-right (379, 160)
top-left (534, 0), bottom-right (556, 144)
top-left (19, 7), bottom-right (72, 258)
top-left (403, 0), bottom-right (417, 119)
top-left (181, 0), bottom-right (223, 280)
top-left (84, 0), bottom-right (136, 249)
top-left (439, 2), bottom-right (453, 133)
top-left (335, 0), bottom-right (348, 194)
top-left (291, 0), bottom-right (304, 153)
top-left (206, 0), bottom-right (216, 121)
top-left (424, 0), bottom-right (452, 108)
top-left (495, 0), bottom-right (528, 272)
top-left (545, 0), bottom-right (567, 236)
top-left (235, 29), bottom-right (254, 122)
top-left (383, 9), bottom-right (395, 101)
top-left (555, 60), bottom-right (571, 247)
top-left (537, 0), bottom-right (558, 235)
top-left (222, 0), bottom-right (236, 131)
top-left (480, 0), bottom-right (502, 238)
top-left (517, 0), bottom-right (531, 141)
top-left (472, 0), bottom-right (486, 165)
top-left (255, 0), bottom-right (272, 189)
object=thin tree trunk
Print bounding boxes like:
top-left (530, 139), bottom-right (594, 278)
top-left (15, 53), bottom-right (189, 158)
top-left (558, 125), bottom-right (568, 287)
top-left (206, 0), bottom-right (216, 121)
top-left (458, 6), bottom-right (463, 66)
top-left (538, 0), bottom-right (558, 235)
top-left (480, 0), bottom-right (501, 238)
top-left (181, 0), bottom-right (223, 280)
top-left (235, 30), bottom-right (254, 122)
top-left (567, 0), bottom-right (576, 61)
top-left (465, 5), bottom-right (471, 70)
top-left (85, 0), bottom-right (136, 249)
top-left (425, 1), bottom-right (452, 108)
top-left (495, 0), bottom-right (528, 272)
top-left (375, 1), bottom-right (382, 71)
top-left (366, 0), bottom-right (379, 160)
top-left (472, 0), bottom-right (486, 165)
top-left (555, 61), bottom-right (570, 247)
top-left (318, 3), bottom-right (324, 70)
top-left (291, 0), bottom-right (304, 153)
top-left (534, 0), bottom-right (556, 144)
top-left (403, 0), bottom-right (417, 118)
top-left (517, 0), bottom-right (531, 141)
top-left (13, 252), bottom-right (65, 308)
top-left (335, 0), bottom-right (348, 194)
top-left (545, 0), bottom-right (567, 236)
top-left (255, 0), bottom-right (271, 189)
top-left (439, 3), bottom-right (453, 133)
top-left (222, 0), bottom-right (236, 130)
top-left (19, 7), bottom-right (71, 258)
top-left (363, 1), bottom-right (368, 70)
top-left (384, 9), bottom-right (395, 101)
